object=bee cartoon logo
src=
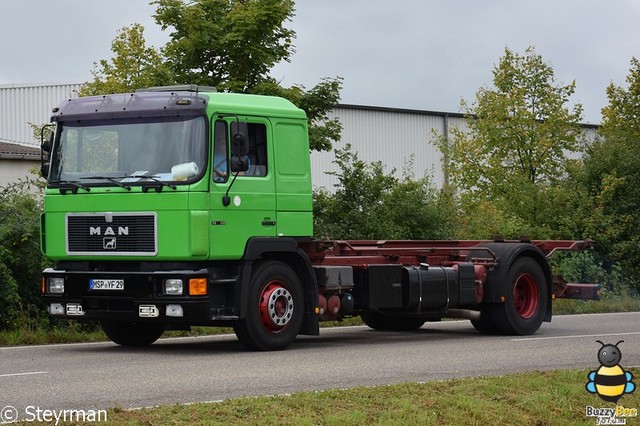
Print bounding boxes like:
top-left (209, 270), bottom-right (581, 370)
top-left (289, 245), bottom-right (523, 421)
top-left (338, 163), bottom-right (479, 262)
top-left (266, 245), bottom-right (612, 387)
top-left (586, 340), bottom-right (635, 403)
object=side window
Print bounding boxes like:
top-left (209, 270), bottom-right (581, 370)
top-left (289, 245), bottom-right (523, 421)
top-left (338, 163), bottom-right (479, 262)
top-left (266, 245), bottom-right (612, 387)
top-left (246, 123), bottom-right (267, 177)
top-left (213, 120), bottom-right (228, 182)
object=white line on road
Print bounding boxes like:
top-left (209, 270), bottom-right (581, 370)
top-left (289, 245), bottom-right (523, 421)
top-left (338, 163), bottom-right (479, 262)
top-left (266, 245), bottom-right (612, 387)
top-left (513, 331), bottom-right (640, 342)
top-left (0, 371), bottom-right (48, 378)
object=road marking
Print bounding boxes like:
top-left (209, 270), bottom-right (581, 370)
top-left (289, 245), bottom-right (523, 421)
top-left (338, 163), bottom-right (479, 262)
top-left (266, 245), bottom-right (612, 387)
top-left (0, 371), bottom-right (48, 378)
top-left (513, 331), bottom-right (640, 342)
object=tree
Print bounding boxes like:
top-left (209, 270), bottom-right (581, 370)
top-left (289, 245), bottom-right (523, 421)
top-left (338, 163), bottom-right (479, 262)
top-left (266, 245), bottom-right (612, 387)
top-left (251, 77), bottom-right (343, 151)
top-left (82, 0), bottom-right (342, 151)
top-left (79, 24), bottom-right (170, 96)
top-left (581, 58), bottom-right (640, 283)
top-left (439, 47), bottom-right (584, 238)
top-left (153, 0), bottom-right (295, 93)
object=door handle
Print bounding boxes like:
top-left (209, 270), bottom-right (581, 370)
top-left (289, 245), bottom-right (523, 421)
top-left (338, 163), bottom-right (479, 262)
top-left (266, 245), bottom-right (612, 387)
top-left (262, 220), bottom-right (276, 226)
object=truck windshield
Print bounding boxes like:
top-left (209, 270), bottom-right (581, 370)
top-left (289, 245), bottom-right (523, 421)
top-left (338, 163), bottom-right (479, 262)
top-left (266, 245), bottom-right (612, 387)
top-left (49, 115), bottom-right (206, 186)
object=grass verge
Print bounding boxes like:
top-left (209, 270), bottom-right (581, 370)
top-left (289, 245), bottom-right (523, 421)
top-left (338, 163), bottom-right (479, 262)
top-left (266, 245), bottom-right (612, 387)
top-left (553, 294), bottom-right (640, 315)
top-left (75, 369), bottom-right (639, 425)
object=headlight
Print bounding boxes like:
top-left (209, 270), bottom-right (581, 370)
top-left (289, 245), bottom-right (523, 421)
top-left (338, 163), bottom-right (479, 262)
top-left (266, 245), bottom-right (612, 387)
top-left (164, 279), bottom-right (183, 295)
top-left (47, 277), bottom-right (65, 294)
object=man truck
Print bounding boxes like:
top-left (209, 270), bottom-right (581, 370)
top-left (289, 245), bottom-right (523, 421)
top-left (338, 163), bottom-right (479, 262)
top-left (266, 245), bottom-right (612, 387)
top-left (40, 86), bottom-right (597, 350)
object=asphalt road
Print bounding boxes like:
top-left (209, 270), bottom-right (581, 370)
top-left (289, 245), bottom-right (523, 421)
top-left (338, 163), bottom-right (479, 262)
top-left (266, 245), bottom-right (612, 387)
top-left (1, 312), bottom-right (639, 417)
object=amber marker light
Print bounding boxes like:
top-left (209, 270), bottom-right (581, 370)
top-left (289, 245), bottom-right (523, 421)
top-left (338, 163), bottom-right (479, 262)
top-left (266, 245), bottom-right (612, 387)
top-left (41, 277), bottom-right (45, 295)
top-left (189, 278), bottom-right (208, 296)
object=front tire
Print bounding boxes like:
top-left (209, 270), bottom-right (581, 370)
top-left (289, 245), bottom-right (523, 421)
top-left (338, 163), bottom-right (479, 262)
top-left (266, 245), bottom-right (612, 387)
top-left (234, 261), bottom-right (304, 351)
top-left (101, 321), bottom-right (165, 346)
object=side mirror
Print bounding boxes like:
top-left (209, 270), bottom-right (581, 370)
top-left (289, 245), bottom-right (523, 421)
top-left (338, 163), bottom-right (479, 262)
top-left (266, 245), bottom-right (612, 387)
top-left (40, 125), bottom-right (54, 180)
top-left (230, 121), bottom-right (249, 157)
top-left (40, 163), bottom-right (50, 178)
top-left (230, 155), bottom-right (250, 173)
top-left (41, 130), bottom-right (53, 153)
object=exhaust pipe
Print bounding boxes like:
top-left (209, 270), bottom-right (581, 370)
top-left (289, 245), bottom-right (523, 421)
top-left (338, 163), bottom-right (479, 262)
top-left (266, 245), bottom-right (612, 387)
top-left (444, 309), bottom-right (481, 321)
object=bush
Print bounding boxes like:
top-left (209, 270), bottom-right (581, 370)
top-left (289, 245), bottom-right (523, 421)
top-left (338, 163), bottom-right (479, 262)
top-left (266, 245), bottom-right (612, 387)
top-left (313, 145), bottom-right (454, 240)
top-left (0, 177), bottom-right (48, 330)
top-left (550, 250), bottom-right (633, 298)
top-left (0, 261), bottom-right (20, 329)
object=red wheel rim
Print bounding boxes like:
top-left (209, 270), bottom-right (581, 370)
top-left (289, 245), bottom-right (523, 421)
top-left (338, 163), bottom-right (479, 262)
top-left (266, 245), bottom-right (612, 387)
top-left (258, 280), bottom-right (294, 332)
top-left (513, 273), bottom-right (539, 319)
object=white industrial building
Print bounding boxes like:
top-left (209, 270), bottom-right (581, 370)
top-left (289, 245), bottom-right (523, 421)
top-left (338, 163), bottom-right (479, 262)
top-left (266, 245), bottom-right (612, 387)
top-left (0, 83), bottom-right (597, 189)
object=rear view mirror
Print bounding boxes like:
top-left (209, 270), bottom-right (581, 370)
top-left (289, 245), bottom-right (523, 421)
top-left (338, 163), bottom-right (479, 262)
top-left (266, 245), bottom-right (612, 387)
top-left (41, 128), bottom-right (53, 153)
top-left (230, 155), bottom-right (250, 173)
top-left (230, 121), bottom-right (249, 157)
top-left (40, 126), bottom-right (54, 178)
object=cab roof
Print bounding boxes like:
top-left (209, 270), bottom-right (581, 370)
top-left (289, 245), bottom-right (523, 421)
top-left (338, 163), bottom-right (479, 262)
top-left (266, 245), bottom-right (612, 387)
top-left (51, 87), bottom-right (306, 122)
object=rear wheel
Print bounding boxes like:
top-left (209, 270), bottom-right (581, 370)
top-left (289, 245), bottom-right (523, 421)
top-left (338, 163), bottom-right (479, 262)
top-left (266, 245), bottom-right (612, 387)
top-left (101, 321), bottom-right (165, 346)
top-left (471, 257), bottom-right (547, 335)
top-left (361, 311), bottom-right (426, 331)
top-left (234, 261), bottom-right (304, 351)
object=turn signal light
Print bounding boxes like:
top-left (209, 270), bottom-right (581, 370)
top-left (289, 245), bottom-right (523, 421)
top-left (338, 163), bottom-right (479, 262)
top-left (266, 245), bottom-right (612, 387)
top-left (189, 278), bottom-right (208, 296)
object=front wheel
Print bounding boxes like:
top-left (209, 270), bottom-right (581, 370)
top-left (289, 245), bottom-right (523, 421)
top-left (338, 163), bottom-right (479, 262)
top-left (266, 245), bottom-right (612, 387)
top-left (472, 256), bottom-right (547, 335)
top-left (233, 261), bottom-right (304, 351)
top-left (101, 321), bottom-right (165, 346)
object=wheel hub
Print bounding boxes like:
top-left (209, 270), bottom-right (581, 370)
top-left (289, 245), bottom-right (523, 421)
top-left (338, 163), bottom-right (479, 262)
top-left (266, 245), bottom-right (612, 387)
top-left (513, 273), bottom-right (539, 319)
top-left (259, 281), bottom-right (294, 332)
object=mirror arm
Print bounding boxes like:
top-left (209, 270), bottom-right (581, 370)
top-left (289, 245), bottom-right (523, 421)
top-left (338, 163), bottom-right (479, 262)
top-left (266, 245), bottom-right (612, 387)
top-left (222, 170), bottom-right (241, 207)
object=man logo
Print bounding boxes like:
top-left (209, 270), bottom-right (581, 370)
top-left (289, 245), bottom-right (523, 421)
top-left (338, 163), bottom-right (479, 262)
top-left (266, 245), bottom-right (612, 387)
top-left (103, 237), bottom-right (117, 249)
top-left (90, 226), bottom-right (129, 236)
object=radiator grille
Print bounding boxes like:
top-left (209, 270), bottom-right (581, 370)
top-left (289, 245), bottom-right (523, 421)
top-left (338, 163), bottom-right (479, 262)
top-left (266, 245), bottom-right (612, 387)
top-left (66, 213), bottom-right (157, 255)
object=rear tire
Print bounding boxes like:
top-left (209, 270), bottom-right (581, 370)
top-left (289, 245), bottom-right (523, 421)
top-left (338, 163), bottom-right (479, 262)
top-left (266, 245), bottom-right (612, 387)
top-left (233, 261), bottom-right (304, 351)
top-left (361, 311), bottom-right (426, 331)
top-left (101, 321), bottom-right (165, 346)
top-left (472, 256), bottom-right (547, 335)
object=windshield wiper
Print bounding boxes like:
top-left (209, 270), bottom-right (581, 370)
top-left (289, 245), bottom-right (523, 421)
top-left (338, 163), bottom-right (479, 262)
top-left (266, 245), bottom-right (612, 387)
top-left (127, 173), bottom-right (177, 191)
top-left (80, 176), bottom-right (131, 191)
top-left (49, 180), bottom-right (91, 194)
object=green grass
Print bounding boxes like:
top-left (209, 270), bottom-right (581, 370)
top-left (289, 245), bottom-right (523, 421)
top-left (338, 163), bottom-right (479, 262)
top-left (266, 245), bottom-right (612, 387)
top-left (70, 369), bottom-right (639, 425)
top-left (0, 325), bottom-right (238, 346)
top-left (553, 294), bottom-right (640, 315)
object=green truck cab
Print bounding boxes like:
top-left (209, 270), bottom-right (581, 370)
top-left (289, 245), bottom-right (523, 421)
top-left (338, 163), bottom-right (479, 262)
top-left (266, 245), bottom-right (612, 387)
top-left (41, 86), bottom-right (319, 350)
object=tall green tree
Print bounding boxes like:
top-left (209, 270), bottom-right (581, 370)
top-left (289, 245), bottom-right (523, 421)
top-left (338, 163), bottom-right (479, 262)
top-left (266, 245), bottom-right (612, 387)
top-left (153, 0), bottom-right (295, 92)
top-left (439, 47), bottom-right (584, 238)
top-left (79, 24), bottom-right (170, 96)
top-left (581, 58), bottom-right (640, 282)
top-left (81, 0), bottom-right (342, 151)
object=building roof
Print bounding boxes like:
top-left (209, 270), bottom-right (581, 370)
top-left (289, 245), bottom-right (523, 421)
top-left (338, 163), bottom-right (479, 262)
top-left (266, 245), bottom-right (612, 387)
top-left (0, 140), bottom-right (40, 160)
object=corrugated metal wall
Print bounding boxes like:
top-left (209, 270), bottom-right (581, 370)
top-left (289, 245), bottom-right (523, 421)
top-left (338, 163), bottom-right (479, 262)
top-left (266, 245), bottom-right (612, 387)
top-left (311, 106), bottom-right (462, 190)
top-left (0, 83), bottom-right (82, 146)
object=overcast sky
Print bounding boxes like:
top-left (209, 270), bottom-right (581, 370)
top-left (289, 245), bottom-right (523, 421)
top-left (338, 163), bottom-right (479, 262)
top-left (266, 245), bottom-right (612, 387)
top-left (1, 1), bottom-right (639, 124)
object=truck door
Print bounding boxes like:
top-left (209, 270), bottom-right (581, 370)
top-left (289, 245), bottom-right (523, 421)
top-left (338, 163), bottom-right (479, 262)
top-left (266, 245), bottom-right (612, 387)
top-left (209, 117), bottom-right (276, 259)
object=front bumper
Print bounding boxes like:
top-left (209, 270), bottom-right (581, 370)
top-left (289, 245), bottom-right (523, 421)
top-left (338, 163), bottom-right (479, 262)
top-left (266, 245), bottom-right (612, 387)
top-left (42, 267), bottom-right (217, 323)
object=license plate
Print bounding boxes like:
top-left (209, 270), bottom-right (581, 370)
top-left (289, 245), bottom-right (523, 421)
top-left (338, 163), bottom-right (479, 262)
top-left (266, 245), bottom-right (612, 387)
top-left (89, 279), bottom-right (124, 290)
